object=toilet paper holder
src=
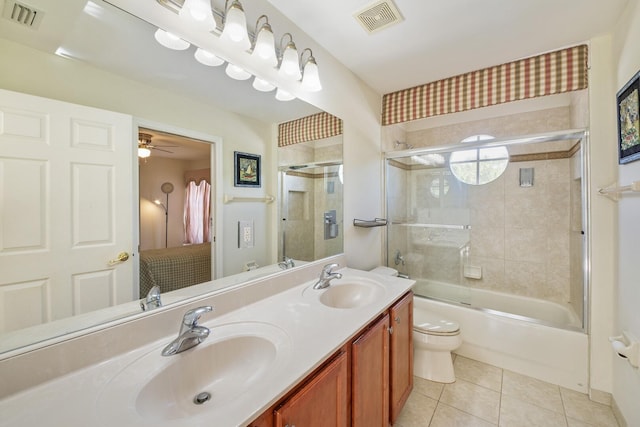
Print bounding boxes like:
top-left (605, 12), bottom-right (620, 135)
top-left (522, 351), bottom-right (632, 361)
top-left (609, 331), bottom-right (639, 368)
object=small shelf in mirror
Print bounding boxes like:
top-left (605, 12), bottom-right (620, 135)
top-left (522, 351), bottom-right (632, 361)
top-left (353, 218), bottom-right (388, 228)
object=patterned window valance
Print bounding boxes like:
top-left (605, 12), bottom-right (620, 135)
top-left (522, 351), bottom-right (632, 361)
top-left (278, 112), bottom-right (343, 147)
top-left (382, 44), bottom-right (588, 126)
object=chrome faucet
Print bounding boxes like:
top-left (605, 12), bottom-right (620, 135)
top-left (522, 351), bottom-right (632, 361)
top-left (162, 306), bottom-right (213, 356)
top-left (313, 263), bottom-right (342, 290)
top-left (140, 285), bottom-right (162, 311)
top-left (278, 256), bottom-right (295, 270)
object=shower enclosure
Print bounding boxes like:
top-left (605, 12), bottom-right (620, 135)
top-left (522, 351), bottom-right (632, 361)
top-left (386, 130), bottom-right (589, 331)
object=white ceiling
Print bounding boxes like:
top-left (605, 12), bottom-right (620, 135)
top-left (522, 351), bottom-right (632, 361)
top-left (266, 0), bottom-right (629, 94)
top-left (0, 0), bottom-right (629, 120)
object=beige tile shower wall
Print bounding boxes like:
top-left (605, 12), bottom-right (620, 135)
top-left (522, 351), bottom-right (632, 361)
top-left (283, 174), bottom-right (315, 261)
top-left (407, 107), bottom-right (572, 148)
top-left (313, 170), bottom-right (343, 259)
top-left (386, 162), bottom-right (410, 274)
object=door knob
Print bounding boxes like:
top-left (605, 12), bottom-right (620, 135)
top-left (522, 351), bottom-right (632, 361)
top-left (108, 251), bottom-right (130, 265)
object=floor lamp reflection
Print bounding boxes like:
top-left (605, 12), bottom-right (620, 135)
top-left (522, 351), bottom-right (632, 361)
top-left (154, 181), bottom-right (174, 248)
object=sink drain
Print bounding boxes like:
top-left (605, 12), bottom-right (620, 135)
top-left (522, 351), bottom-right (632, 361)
top-left (193, 391), bottom-right (212, 405)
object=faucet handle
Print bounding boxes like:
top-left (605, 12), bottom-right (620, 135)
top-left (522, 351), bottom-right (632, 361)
top-left (322, 263), bottom-right (339, 274)
top-left (182, 306), bottom-right (213, 328)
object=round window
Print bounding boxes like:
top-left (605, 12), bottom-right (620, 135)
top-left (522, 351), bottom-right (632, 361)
top-left (449, 135), bottom-right (508, 185)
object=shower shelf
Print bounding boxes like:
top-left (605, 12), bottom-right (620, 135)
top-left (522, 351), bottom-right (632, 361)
top-left (353, 218), bottom-right (388, 228)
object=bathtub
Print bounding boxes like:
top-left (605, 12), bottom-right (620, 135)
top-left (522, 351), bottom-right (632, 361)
top-left (413, 280), bottom-right (589, 392)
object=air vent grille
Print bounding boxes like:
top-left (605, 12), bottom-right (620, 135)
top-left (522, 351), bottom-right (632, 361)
top-left (354, 0), bottom-right (403, 34)
top-left (2, 0), bottom-right (43, 29)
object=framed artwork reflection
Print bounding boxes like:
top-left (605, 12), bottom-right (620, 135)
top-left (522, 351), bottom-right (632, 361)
top-left (617, 69), bottom-right (640, 164)
top-left (234, 151), bottom-right (261, 187)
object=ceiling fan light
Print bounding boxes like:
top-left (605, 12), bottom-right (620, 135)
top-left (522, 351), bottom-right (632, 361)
top-left (179, 0), bottom-right (216, 31)
top-left (225, 63), bottom-right (252, 80)
top-left (138, 147), bottom-right (151, 158)
top-left (301, 57), bottom-right (322, 91)
top-left (154, 28), bottom-right (190, 50)
top-left (252, 24), bottom-right (277, 67)
top-left (252, 76), bottom-right (275, 92)
top-left (279, 43), bottom-right (301, 80)
top-left (275, 87), bottom-right (295, 101)
top-left (221, 1), bottom-right (250, 50)
top-left (194, 48), bottom-right (224, 66)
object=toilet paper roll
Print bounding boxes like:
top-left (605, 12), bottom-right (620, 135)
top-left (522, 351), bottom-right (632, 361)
top-left (611, 339), bottom-right (629, 358)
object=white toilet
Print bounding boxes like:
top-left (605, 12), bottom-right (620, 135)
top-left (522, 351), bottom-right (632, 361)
top-left (413, 310), bottom-right (462, 383)
top-left (369, 266), bottom-right (462, 383)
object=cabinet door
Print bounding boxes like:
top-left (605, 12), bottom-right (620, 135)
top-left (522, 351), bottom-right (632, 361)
top-left (389, 291), bottom-right (414, 424)
top-left (352, 313), bottom-right (390, 427)
top-left (274, 351), bottom-right (348, 427)
top-left (247, 408), bottom-right (273, 427)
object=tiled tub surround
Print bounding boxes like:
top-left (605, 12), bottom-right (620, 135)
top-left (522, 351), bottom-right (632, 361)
top-left (0, 258), bottom-right (414, 426)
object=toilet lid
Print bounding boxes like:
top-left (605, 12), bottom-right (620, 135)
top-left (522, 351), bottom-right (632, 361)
top-left (413, 313), bottom-right (460, 335)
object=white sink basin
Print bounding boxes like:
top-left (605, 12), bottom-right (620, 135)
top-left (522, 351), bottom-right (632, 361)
top-left (315, 278), bottom-right (385, 309)
top-left (98, 321), bottom-right (292, 423)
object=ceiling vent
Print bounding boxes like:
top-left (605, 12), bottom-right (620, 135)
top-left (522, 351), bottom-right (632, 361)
top-left (354, 0), bottom-right (403, 34)
top-left (2, 0), bottom-right (44, 29)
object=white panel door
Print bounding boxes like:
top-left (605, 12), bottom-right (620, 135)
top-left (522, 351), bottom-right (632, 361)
top-left (0, 89), bottom-right (134, 332)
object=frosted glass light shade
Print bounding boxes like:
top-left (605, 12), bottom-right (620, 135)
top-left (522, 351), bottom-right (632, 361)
top-left (301, 58), bottom-right (322, 91)
top-left (279, 43), bottom-right (301, 80)
top-left (138, 147), bottom-right (151, 158)
top-left (221, 1), bottom-right (250, 50)
top-left (275, 87), bottom-right (295, 101)
top-left (251, 25), bottom-right (277, 67)
top-left (179, 0), bottom-right (216, 31)
top-left (154, 29), bottom-right (190, 50)
top-left (252, 77), bottom-right (276, 92)
top-left (225, 63), bottom-right (252, 80)
top-left (194, 48), bottom-right (224, 66)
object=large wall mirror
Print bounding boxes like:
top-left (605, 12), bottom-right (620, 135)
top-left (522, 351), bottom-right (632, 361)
top-left (0, 0), bottom-right (343, 356)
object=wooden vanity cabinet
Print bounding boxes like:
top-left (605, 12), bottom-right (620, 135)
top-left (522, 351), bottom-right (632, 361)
top-left (274, 351), bottom-right (349, 427)
top-left (389, 291), bottom-right (413, 424)
top-left (351, 313), bottom-right (390, 427)
top-left (246, 291), bottom-right (414, 427)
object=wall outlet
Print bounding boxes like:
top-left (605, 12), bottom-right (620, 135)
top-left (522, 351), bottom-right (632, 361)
top-left (238, 220), bottom-right (254, 248)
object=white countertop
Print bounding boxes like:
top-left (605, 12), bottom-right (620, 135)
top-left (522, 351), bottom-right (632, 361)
top-left (0, 268), bottom-right (414, 427)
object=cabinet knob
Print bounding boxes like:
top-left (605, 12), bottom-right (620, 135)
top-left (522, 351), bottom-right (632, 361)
top-left (388, 326), bottom-right (394, 334)
top-left (395, 315), bottom-right (401, 323)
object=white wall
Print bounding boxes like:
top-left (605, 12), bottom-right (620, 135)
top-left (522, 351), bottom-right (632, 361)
top-left (611, 0), bottom-right (640, 423)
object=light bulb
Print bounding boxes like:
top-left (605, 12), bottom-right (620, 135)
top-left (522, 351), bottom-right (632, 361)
top-left (194, 48), bottom-right (224, 66)
top-left (225, 63), bottom-right (252, 80)
top-left (279, 43), bottom-right (301, 80)
top-left (179, 0), bottom-right (216, 30)
top-left (252, 25), bottom-right (277, 67)
top-left (138, 147), bottom-right (151, 158)
top-left (252, 77), bottom-right (275, 92)
top-left (154, 29), bottom-right (190, 50)
top-left (221, 1), bottom-right (250, 50)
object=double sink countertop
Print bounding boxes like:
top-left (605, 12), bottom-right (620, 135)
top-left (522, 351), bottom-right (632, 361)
top-left (0, 267), bottom-right (414, 427)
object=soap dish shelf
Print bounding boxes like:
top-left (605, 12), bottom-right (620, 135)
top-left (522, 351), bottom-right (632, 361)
top-left (353, 218), bottom-right (388, 228)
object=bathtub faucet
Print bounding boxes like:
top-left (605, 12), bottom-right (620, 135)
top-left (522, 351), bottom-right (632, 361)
top-left (313, 263), bottom-right (342, 289)
top-left (394, 250), bottom-right (405, 266)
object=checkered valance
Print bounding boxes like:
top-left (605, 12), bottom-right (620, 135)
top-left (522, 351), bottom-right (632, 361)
top-left (382, 44), bottom-right (589, 126)
top-left (278, 112), bottom-right (343, 147)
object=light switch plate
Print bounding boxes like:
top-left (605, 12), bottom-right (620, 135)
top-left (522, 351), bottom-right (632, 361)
top-left (238, 220), bottom-right (254, 248)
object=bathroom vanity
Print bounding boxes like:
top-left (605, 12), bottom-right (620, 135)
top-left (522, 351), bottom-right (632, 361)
top-left (0, 260), bottom-right (414, 427)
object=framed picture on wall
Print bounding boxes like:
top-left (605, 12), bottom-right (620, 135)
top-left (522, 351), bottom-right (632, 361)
top-left (617, 69), bottom-right (640, 164)
top-left (234, 151), bottom-right (261, 187)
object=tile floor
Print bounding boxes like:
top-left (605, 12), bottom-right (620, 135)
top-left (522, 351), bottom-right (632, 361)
top-left (394, 355), bottom-right (620, 427)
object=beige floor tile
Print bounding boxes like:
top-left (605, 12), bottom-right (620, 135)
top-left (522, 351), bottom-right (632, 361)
top-left (394, 389), bottom-right (438, 427)
top-left (440, 378), bottom-right (501, 424)
top-left (560, 388), bottom-right (619, 427)
top-left (430, 402), bottom-right (496, 427)
top-left (413, 375), bottom-right (445, 400)
top-left (502, 370), bottom-right (564, 413)
top-left (499, 394), bottom-right (567, 427)
top-left (453, 355), bottom-right (503, 392)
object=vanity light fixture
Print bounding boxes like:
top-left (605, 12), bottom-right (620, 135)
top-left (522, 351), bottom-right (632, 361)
top-left (251, 15), bottom-right (277, 67)
top-left (221, 0), bottom-right (250, 51)
top-left (300, 48), bottom-right (322, 92)
top-left (252, 76), bottom-right (276, 92)
top-left (275, 87), bottom-right (296, 101)
top-left (194, 47), bottom-right (225, 67)
top-left (154, 28), bottom-right (190, 50)
top-left (278, 33), bottom-right (301, 80)
top-left (225, 62), bottom-right (252, 80)
top-left (179, 0), bottom-right (216, 31)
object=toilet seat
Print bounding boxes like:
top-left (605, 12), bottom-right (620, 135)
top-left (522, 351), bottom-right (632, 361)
top-left (413, 313), bottom-right (460, 336)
